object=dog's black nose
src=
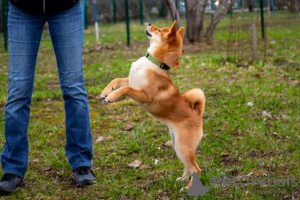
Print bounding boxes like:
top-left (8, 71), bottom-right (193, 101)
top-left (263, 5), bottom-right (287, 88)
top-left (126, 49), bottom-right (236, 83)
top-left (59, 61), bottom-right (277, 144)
top-left (148, 23), bottom-right (151, 26)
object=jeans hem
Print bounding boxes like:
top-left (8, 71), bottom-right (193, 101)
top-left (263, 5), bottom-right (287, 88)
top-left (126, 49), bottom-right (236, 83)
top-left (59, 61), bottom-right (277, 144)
top-left (71, 162), bottom-right (92, 171)
top-left (3, 169), bottom-right (25, 178)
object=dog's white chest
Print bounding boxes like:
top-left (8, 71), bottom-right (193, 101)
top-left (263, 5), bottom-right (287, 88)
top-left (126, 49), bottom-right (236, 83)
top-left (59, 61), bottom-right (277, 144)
top-left (128, 57), bottom-right (154, 89)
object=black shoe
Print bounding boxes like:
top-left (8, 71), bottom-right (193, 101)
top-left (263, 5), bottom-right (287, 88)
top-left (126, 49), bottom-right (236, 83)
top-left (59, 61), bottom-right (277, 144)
top-left (73, 166), bottom-right (96, 187)
top-left (0, 173), bottom-right (25, 194)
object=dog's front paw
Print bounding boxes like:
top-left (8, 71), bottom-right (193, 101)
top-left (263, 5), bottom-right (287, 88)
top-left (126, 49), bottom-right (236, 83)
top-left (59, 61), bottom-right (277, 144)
top-left (104, 92), bottom-right (119, 103)
top-left (99, 87), bottom-right (114, 100)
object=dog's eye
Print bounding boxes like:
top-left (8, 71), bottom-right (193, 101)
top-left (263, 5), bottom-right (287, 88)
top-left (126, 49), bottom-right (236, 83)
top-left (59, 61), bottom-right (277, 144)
top-left (158, 30), bottom-right (161, 32)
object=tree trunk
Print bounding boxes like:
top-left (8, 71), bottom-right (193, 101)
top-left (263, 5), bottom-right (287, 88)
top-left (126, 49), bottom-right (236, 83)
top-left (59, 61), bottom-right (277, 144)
top-left (165, 0), bottom-right (182, 29)
top-left (289, 0), bottom-right (299, 11)
top-left (186, 0), bottom-right (208, 42)
top-left (277, 0), bottom-right (284, 10)
top-left (205, 0), bottom-right (238, 45)
top-left (246, 0), bottom-right (253, 12)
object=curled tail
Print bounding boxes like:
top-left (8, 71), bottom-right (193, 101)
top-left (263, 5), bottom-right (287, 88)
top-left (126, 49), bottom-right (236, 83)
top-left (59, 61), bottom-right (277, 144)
top-left (183, 88), bottom-right (205, 116)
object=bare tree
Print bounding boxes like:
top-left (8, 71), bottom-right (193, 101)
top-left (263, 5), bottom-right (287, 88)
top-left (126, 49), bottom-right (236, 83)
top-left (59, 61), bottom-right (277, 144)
top-left (165, 0), bottom-right (238, 44)
top-left (186, 0), bottom-right (208, 42)
top-left (164, 0), bottom-right (182, 29)
top-left (205, 0), bottom-right (238, 45)
top-left (289, 0), bottom-right (299, 11)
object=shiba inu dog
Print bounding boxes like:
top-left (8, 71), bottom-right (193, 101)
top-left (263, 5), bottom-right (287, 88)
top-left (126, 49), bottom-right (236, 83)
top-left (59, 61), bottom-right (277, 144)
top-left (98, 21), bottom-right (205, 186)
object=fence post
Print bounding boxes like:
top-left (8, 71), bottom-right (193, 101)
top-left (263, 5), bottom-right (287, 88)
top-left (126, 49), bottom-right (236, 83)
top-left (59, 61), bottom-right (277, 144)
top-left (113, 0), bottom-right (117, 24)
top-left (161, 0), bottom-right (165, 18)
top-left (93, 0), bottom-right (99, 41)
top-left (139, 0), bottom-right (143, 25)
top-left (251, 23), bottom-right (258, 61)
top-left (2, 0), bottom-right (9, 51)
top-left (85, 3), bottom-right (88, 30)
top-left (125, 0), bottom-right (130, 46)
top-left (259, 0), bottom-right (265, 39)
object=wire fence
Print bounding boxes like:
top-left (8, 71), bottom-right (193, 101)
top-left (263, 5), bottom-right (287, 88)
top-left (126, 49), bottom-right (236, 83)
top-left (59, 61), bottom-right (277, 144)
top-left (1, 0), bottom-right (299, 62)
top-left (227, 0), bottom-right (300, 61)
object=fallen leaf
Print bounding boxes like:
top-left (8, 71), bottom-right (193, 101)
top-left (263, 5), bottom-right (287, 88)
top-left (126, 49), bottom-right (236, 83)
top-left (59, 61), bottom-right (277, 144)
top-left (217, 68), bottom-right (224, 73)
top-left (120, 197), bottom-right (131, 200)
top-left (265, 123), bottom-right (275, 130)
top-left (252, 73), bottom-right (261, 78)
top-left (272, 132), bottom-right (279, 138)
top-left (280, 113), bottom-right (288, 119)
top-left (96, 136), bottom-right (105, 142)
top-left (124, 123), bottom-right (134, 131)
top-left (247, 102), bottom-right (254, 107)
top-left (42, 166), bottom-right (52, 171)
top-left (246, 172), bottom-right (253, 177)
top-left (220, 153), bottom-right (229, 157)
top-left (106, 135), bottom-right (114, 141)
top-left (127, 160), bottom-right (142, 168)
top-left (82, 48), bottom-right (91, 54)
top-left (262, 110), bottom-right (272, 118)
top-left (248, 65), bottom-right (255, 71)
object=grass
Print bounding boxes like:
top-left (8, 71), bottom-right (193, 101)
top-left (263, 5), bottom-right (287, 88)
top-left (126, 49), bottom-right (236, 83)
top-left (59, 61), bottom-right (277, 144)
top-left (0, 15), bottom-right (299, 199)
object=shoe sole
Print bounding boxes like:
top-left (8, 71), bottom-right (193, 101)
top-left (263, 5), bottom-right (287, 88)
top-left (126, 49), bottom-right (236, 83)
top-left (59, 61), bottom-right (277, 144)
top-left (76, 180), bottom-right (96, 188)
top-left (0, 182), bottom-right (25, 194)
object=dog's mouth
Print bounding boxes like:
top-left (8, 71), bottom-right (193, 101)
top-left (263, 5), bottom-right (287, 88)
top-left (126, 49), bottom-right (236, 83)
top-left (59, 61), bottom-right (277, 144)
top-left (145, 30), bottom-right (152, 37)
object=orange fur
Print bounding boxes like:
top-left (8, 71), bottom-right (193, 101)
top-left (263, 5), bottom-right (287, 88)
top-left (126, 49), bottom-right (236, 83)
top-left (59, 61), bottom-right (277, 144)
top-left (98, 21), bottom-right (205, 186)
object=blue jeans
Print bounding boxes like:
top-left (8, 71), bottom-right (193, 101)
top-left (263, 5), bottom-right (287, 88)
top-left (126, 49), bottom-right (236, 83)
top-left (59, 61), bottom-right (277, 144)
top-left (1, 2), bottom-right (93, 178)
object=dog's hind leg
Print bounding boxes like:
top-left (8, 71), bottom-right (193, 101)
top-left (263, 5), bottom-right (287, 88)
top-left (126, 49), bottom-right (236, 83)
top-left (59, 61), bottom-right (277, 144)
top-left (98, 77), bottom-right (129, 99)
top-left (175, 145), bottom-right (202, 190)
top-left (174, 137), bottom-right (201, 178)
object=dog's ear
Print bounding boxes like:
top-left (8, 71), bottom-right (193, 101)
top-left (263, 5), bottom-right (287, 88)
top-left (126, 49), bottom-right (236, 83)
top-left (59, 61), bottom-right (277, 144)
top-left (168, 21), bottom-right (177, 37)
top-left (178, 27), bottom-right (184, 38)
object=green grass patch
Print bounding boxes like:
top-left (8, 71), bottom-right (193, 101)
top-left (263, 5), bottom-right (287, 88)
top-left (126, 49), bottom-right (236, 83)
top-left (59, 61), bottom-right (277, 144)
top-left (0, 17), bottom-right (299, 199)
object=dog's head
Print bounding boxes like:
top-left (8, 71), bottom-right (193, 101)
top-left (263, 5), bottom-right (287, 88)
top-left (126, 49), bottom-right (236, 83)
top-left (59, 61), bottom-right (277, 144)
top-left (145, 21), bottom-right (184, 69)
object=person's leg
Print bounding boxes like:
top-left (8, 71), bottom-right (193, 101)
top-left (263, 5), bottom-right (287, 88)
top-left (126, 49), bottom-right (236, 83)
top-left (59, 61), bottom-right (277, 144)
top-left (1, 4), bottom-right (45, 178)
top-left (46, 2), bottom-right (93, 171)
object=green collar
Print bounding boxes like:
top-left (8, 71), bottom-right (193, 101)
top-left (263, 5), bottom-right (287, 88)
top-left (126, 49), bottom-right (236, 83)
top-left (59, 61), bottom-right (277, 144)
top-left (145, 51), bottom-right (170, 70)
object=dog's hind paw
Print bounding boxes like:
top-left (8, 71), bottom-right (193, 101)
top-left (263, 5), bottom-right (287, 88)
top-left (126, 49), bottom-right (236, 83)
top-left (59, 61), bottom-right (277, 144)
top-left (179, 187), bottom-right (184, 193)
top-left (176, 177), bottom-right (183, 182)
top-left (179, 185), bottom-right (191, 193)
